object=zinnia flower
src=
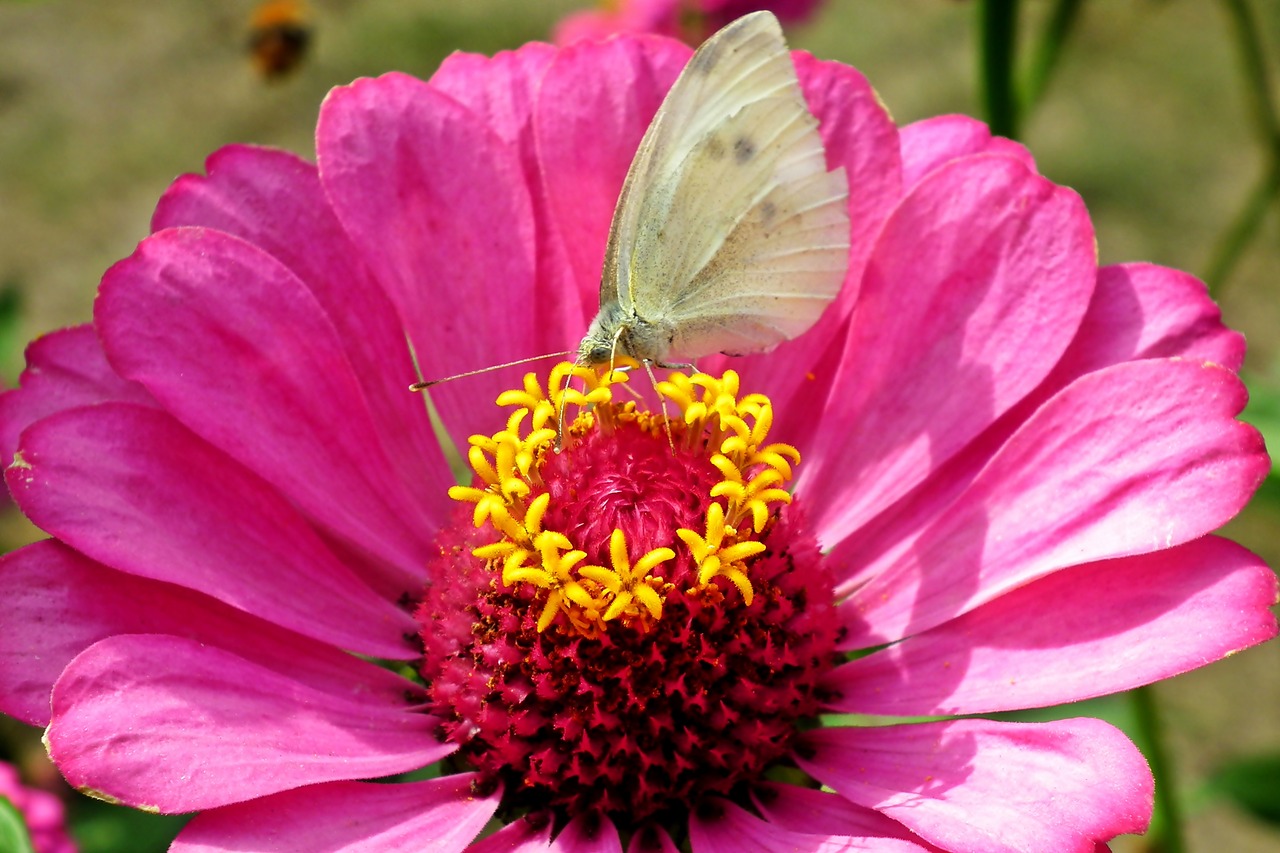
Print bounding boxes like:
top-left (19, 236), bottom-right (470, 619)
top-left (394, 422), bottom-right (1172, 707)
top-left (554, 0), bottom-right (823, 45)
top-left (0, 761), bottom-right (76, 853)
top-left (1, 28), bottom-right (1275, 853)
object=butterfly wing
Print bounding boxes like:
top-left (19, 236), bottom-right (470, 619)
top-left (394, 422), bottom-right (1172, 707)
top-left (599, 11), bottom-right (850, 360)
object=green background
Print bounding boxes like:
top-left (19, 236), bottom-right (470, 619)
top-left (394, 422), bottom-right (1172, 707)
top-left (0, 2), bottom-right (1276, 851)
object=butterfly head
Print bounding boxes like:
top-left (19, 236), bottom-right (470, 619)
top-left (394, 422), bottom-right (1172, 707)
top-left (578, 299), bottom-right (630, 366)
top-left (579, 300), bottom-right (680, 370)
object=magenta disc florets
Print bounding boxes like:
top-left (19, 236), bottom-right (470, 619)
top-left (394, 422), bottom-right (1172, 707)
top-left (415, 365), bottom-right (839, 828)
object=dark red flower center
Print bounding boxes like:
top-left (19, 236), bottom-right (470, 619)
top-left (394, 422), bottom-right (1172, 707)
top-left (415, 366), bottom-right (839, 831)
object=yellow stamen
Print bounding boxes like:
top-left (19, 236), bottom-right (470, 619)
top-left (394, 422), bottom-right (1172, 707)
top-left (578, 529), bottom-right (676, 623)
top-left (448, 364), bottom-right (798, 636)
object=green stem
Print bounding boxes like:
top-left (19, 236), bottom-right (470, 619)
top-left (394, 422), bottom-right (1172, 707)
top-left (1202, 156), bottom-right (1280, 296)
top-left (977, 0), bottom-right (1021, 139)
top-left (1131, 685), bottom-right (1187, 853)
top-left (1203, 0), bottom-right (1280, 297)
top-left (1220, 0), bottom-right (1280, 142)
top-left (1020, 0), bottom-right (1085, 112)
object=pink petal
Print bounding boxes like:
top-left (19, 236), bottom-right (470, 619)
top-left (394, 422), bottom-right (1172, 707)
top-left (716, 53), bottom-right (904, 451)
top-left (825, 259), bottom-right (1248, 593)
top-left (552, 813), bottom-right (623, 853)
top-left (800, 154), bottom-right (1095, 546)
top-left (7, 403), bottom-right (417, 659)
top-left (706, 0), bottom-right (824, 25)
top-left (0, 540), bottom-right (422, 727)
top-left (553, 11), bottom-right (618, 46)
top-left (171, 774), bottom-right (499, 853)
top-left (466, 817), bottom-right (554, 852)
top-left (899, 116), bottom-right (1036, 188)
top-left (553, 0), bottom-right (684, 44)
top-left (796, 52), bottom-right (902, 293)
top-left (151, 144), bottom-right (453, 522)
top-left (825, 535), bottom-right (1278, 715)
top-left (751, 782), bottom-right (940, 849)
top-left (430, 43), bottom-right (588, 351)
top-left (0, 325), bottom-right (153, 467)
top-left (535, 35), bottom-right (690, 318)
top-left (796, 719), bottom-right (1152, 853)
top-left (316, 72), bottom-right (544, 451)
top-left (48, 634), bottom-right (449, 812)
top-left (838, 358), bottom-right (1268, 646)
top-left (430, 45), bottom-right (557, 150)
top-left (1047, 262), bottom-right (1245, 375)
top-left (96, 226), bottom-right (432, 596)
top-left (690, 799), bottom-right (934, 852)
top-left (0, 762), bottom-right (75, 853)
top-left (628, 825), bottom-right (681, 853)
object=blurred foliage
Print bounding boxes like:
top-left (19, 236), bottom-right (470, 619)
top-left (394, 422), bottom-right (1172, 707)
top-left (0, 798), bottom-right (36, 853)
top-left (1243, 375), bottom-right (1280, 477)
top-left (0, 1), bottom-right (1277, 852)
top-left (993, 693), bottom-right (1135, 731)
top-left (1204, 755), bottom-right (1280, 828)
top-left (0, 281), bottom-right (25, 386)
top-left (69, 802), bottom-right (187, 853)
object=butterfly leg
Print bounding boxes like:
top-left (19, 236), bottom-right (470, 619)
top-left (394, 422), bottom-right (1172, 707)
top-left (555, 356), bottom-right (594, 454)
top-left (641, 359), bottom-right (679, 451)
top-left (606, 326), bottom-right (628, 382)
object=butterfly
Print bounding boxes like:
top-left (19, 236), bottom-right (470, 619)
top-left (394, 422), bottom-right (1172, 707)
top-left (413, 11), bottom-right (850, 410)
top-left (576, 10), bottom-right (850, 374)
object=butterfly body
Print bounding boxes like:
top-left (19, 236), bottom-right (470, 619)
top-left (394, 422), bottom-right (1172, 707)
top-left (579, 299), bottom-right (677, 367)
top-left (576, 11), bottom-right (851, 374)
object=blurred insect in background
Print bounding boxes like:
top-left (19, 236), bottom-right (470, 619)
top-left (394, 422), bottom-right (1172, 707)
top-left (247, 0), bottom-right (312, 80)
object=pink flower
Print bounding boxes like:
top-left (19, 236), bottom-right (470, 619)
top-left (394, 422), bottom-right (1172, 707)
top-left (0, 762), bottom-right (76, 853)
top-left (1, 31), bottom-right (1275, 853)
top-left (554, 0), bottom-right (823, 45)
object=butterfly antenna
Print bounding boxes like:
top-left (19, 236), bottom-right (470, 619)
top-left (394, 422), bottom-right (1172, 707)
top-left (642, 359), bottom-right (676, 450)
top-left (410, 351), bottom-right (568, 391)
top-left (554, 361), bottom-right (579, 453)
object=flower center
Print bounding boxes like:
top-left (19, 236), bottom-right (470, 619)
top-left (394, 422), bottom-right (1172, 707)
top-left (416, 364), bottom-right (839, 829)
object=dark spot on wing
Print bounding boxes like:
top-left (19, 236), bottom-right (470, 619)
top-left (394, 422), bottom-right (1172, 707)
top-left (704, 134), bottom-right (727, 160)
top-left (688, 38), bottom-right (722, 75)
top-left (760, 200), bottom-right (777, 223)
top-left (734, 136), bottom-right (756, 163)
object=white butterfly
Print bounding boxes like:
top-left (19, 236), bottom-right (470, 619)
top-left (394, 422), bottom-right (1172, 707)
top-left (577, 10), bottom-right (851, 371)
top-left (412, 13), bottom-right (849, 402)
